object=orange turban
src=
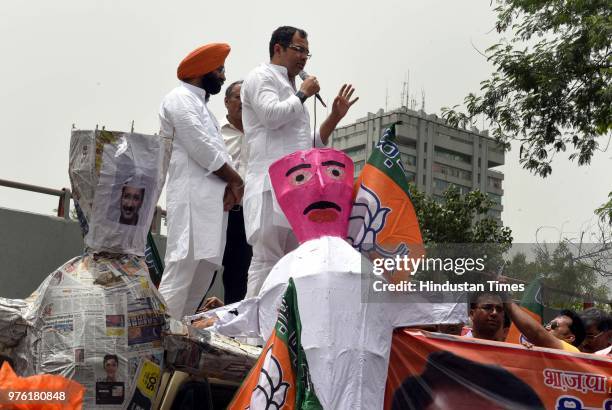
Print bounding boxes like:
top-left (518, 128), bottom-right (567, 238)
top-left (177, 43), bottom-right (230, 80)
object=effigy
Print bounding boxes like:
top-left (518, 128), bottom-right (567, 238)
top-left (1, 129), bottom-right (171, 408)
top-left (206, 147), bottom-right (466, 409)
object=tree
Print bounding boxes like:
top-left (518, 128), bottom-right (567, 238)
top-left (442, 0), bottom-right (611, 178)
top-left (595, 192), bottom-right (612, 225)
top-left (409, 184), bottom-right (513, 245)
top-left (505, 242), bottom-right (610, 309)
top-left (409, 185), bottom-right (513, 282)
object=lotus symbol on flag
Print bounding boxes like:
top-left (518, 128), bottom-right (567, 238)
top-left (348, 183), bottom-right (408, 258)
top-left (248, 345), bottom-right (290, 410)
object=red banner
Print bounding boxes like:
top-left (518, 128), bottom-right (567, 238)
top-left (386, 330), bottom-right (612, 410)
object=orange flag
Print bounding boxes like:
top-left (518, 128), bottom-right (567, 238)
top-left (0, 362), bottom-right (84, 409)
top-left (348, 123), bottom-right (424, 281)
top-left (229, 279), bottom-right (321, 409)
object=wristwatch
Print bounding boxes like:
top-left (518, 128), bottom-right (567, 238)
top-left (295, 90), bottom-right (307, 104)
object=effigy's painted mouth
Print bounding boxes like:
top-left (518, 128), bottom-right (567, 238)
top-left (304, 201), bottom-right (341, 222)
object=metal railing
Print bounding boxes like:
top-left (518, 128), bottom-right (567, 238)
top-left (0, 178), bottom-right (165, 234)
top-left (0, 178), bottom-right (72, 220)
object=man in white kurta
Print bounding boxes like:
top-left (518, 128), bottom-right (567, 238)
top-left (220, 80), bottom-right (252, 304)
top-left (241, 25), bottom-right (358, 297)
top-left (158, 43), bottom-right (244, 319)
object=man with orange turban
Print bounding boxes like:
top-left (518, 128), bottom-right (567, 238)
top-left (158, 43), bottom-right (244, 319)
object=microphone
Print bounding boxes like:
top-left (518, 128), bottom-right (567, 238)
top-left (299, 70), bottom-right (327, 108)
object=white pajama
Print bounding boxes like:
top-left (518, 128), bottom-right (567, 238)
top-left (245, 191), bottom-right (298, 297)
top-left (159, 250), bottom-right (219, 320)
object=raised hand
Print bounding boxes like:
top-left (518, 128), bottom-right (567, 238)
top-left (331, 84), bottom-right (359, 120)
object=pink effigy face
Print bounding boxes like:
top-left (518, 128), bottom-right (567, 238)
top-left (269, 148), bottom-right (354, 243)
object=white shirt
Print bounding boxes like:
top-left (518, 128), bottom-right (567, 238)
top-left (241, 62), bottom-right (324, 241)
top-left (221, 121), bottom-right (248, 180)
top-left (595, 345), bottom-right (611, 356)
top-left (160, 82), bottom-right (230, 264)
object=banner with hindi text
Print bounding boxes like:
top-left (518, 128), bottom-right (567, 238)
top-left (386, 330), bottom-right (612, 410)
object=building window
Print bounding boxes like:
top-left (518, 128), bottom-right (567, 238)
top-left (434, 146), bottom-right (472, 165)
top-left (405, 171), bottom-right (416, 183)
top-left (450, 135), bottom-right (473, 146)
top-left (402, 138), bottom-right (417, 149)
top-left (488, 193), bottom-right (502, 205)
top-left (433, 178), bottom-right (449, 191)
top-left (354, 160), bottom-right (365, 176)
top-left (487, 176), bottom-right (502, 190)
top-left (401, 153), bottom-right (417, 167)
top-left (432, 162), bottom-right (472, 181)
top-left (434, 179), bottom-right (471, 195)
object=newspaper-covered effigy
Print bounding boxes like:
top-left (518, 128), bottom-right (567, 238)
top-left (69, 129), bottom-right (171, 256)
top-left (22, 254), bottom-right (168, 408)
top-left (1, 129), bottom-right (173, 409)
top-left (0, 297), bottom-right (29, 373)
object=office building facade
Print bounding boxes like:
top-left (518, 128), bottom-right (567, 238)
top-left (331, 107), bottom-right (505, 220)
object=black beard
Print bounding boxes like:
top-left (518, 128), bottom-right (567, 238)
top-left (200, 72), bottom-right (223, 95)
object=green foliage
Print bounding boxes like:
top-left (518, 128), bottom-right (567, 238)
top-left (442, 0), bottom-right (611, 178)
top-left (409, 184), bottom-right (513, 245)
top-left (409, 185), bottom-right (513, 281)
top-left (595, 191), bottom-right (612, 225)
top-left (505, 242), bottom-right (610, 308)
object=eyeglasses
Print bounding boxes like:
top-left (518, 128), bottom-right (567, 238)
top-left (545, 320), bottom-right (559, 330)
top-left (478, 304), bottom-right (504, 314)
top-left (287, 44), bottom-right (311, 59)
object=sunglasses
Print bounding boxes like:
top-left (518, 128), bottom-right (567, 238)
top-left (546, 320), bottom-right (560, 330)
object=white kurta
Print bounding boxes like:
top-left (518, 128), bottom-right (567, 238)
top-left (160, 82), bottom-right (230, 265)
top-left (221, 121), bottom-right (248, 180)
top-left (257, 236), bottom-right (466, 410)
top-left (241, 62), bottom-right (324, 242)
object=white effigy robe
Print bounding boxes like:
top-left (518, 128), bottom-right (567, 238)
top-left (253, 235), bottom-right (465, 409)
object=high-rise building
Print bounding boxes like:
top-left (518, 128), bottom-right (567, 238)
top-left (331, 107), bottom-right (505, 220)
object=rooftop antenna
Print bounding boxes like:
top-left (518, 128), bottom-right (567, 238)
top-left (400, 77), bottom-right (407, 108)
top-left (406, 70), bottom-right (410, 108)
top-left (421, 87), bottom-right (426, 112)
top-left (410, 95), bottom-right (417, 110)
top-left (385, 83), bottom-right (389, 112)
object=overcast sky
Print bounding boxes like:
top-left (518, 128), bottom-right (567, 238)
top-left (0, 0), bottom-right (610, 243)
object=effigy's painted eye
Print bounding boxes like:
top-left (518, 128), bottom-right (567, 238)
top-left (325, 165), bottom-right (345, 180)
top-left (289, 170), bottom-right (312, 186)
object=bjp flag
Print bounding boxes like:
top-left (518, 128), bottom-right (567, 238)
top-left (505, 279), bottom-right (544, 344)
top-left (229, 279), bottom-right (321, 409)
top-left (348, 123), bottom-right (424, 281)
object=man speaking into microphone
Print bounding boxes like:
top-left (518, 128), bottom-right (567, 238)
top-left (241, 25), bottom-right (359, 296)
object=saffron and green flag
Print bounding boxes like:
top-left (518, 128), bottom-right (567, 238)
top-left (229, 278), bottom-right (321, 409)
top-left (348, 123), bottom-right (423, 279)
top-left (505, 278), bottom-right (544, 344)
